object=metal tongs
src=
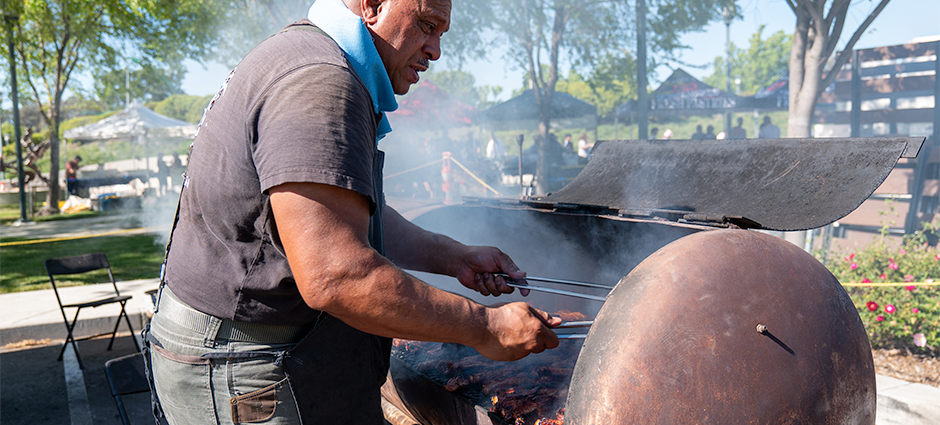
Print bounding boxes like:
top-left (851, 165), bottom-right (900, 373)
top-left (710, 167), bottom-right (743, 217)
top-left (495, 273), bottom-right (611, 302)
top-left (495, 273), bottom-right (606, 339)
top-left (555, 321), bottom-right (592, 339)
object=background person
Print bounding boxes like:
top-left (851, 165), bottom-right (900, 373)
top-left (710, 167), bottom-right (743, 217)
top-left (729, 117), bottom-right (747, 139)
top-left (759, 116), bottom-right (781, 138)
top-left (577, 132), bottom-right (593, 158)
top-left (486, 132), bottom-right (507, 160)
top-left (65, 155), bottom-right (81, 196)
top-left (704, 125), bottom-right (717, 139)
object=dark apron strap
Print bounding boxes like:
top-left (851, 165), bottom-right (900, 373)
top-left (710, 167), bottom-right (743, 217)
top-left (369, 150), bottom-right (386, 256)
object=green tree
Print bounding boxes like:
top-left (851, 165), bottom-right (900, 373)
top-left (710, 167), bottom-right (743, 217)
top-left (7, 0), bottom-right (226, 215)
top-left (786, 0), bottom-right (891, 138)
top-left (150, 94), bottom-right (214, 124)
top-left (447, 0), bottom-right (636, 194)
top-left (704, 26), bottom-right (791, 96)
top-left (93, 60), bottom-right (185, 109)
top-left (556, 52), bottom-right (637, 119)
top-left (448, 0), bottom-right (734, 195)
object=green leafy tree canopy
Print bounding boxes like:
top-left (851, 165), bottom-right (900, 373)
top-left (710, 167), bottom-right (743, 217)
top-left (703, 26), bottom-right (791, 96)
top-left (8, 0), bottom-right (229, 215)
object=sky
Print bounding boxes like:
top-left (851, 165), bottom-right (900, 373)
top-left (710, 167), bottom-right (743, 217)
top-left (180, 0), bottom-right (940, 102)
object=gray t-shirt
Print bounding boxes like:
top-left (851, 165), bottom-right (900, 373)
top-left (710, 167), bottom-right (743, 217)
top-left (164, 21), bottom-right (380, 326)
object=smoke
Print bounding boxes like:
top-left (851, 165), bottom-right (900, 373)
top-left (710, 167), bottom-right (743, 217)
top-left (381, 117), bottom-right (503, 201)
top-left (139, 195), bottom-right (176, 250)
top-left (399, 201), bottom-right (702, 320)
top-left (136, 154), bottom-right (185, 249)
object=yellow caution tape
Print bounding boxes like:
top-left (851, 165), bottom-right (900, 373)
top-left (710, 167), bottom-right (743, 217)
top-left (0, 226), bottom-right (160, 247)
top-left (382, 156), bottom-right (503, 196)
top-left (384, 159), bottom-right (443, 179)
top-left (842, 281), bottom-right (940, 287)
top-left (448, 157), bottom-right (503, 196)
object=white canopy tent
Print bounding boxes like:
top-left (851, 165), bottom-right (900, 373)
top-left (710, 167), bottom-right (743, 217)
top-left (64, 100), bottom-right (196, 174)
top-left (64, 99), bottom-right (196, 141)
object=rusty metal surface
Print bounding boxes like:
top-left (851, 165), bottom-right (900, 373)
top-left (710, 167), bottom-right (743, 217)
top-left (566, 229), bottom-right (876, 424)
top-left (543, 137), bottom-right (925, 231)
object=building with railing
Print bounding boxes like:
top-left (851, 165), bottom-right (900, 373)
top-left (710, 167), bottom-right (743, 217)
top-left (813, 37), bottom-right (940, 249)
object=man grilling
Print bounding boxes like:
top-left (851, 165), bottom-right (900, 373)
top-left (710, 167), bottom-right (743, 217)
top-left (145, 0), bottom-right (560, 423)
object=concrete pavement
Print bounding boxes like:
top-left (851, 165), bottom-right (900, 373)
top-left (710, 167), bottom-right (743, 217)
top-left (0, 278), bottom-right (159, 347)
top-left (876, 374), bottom-right (940, 425)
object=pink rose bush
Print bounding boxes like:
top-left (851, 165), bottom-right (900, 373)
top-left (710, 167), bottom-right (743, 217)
top-left (826, 224), bottom-right (940, 354)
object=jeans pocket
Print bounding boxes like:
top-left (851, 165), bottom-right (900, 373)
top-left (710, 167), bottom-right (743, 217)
top-left (230, 377), bottom-right (291, 423)
top-left (150, 343), bottom-right (215, 424)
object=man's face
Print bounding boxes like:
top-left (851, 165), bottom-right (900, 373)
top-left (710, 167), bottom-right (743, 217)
top-left (364, 0), bottom-right (451, 95)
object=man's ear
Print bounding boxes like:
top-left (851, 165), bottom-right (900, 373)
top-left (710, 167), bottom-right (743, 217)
top-left (361, 0), bottom-right (384, 24)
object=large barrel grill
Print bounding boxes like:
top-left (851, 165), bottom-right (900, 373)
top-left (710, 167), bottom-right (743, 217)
top-left (382, 136), bottom-right (925, 425)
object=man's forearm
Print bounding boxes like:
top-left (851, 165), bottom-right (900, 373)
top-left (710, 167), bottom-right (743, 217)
top-left (383, 206), bottom-right (466, 277)
top-left (270, 183), bottom-right (555, 361)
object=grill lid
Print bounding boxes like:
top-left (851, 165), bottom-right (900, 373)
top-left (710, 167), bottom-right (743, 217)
top-left (542, 137), bottom-right (924, 231)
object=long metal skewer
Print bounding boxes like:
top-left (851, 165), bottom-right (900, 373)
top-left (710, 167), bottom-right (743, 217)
top-left (506, 283), bottom-right (607, 301)
top-left (495, 273), bottom-right (612, 290)
top-left (557, 334), bottom-right (587, 339)
top-left (555, 320), bottom-right (593, 329)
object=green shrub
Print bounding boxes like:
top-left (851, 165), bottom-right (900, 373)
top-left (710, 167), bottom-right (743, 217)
top-left (826, 221), bottom-right (940, 355)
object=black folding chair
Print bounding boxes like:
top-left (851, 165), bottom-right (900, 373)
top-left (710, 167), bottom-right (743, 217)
top-left (45, 252), bottom-right (140, 369)
top-left (104, 352), bottom-right (151, 425)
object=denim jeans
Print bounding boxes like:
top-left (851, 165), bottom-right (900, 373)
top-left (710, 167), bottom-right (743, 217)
top-left (147, 294), bottom-right (302, 424)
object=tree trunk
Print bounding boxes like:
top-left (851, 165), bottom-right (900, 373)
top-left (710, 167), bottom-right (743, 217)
top-left (533, 1), bottom-right (566, 196)
top-left (786, 0), bottom-right (892, 138)
top-left (39, 106), bottom-right (61, 215)
top-left (787, 8), bottom-right (822, 138)
top-left (40, 132), bottom-right (61, 215)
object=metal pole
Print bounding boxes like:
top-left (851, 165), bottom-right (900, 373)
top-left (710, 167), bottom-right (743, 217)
top-left (614, 114), bottom-right (619, 140)
top-left (851, 49), bottom-right (861, 137)
top-left (6, 13), bottom-right (28, 223)
top-left (636, 0), bottom-right (648, 140)
top-left (724, 9), bottom-right (733, 135)
top-left (516, 134), bottom-right (524, 199)
top-left (934, 40), bottom-right (939, 144)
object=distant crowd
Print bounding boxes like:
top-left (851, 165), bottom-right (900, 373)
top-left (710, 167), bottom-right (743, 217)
top-left (382, 115), bottom-right (784, 201)
top-left (652, 116), bottom-right (781, 141)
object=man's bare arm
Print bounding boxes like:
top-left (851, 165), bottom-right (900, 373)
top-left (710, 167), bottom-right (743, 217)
top-left (383, 207), bottom-right (527, 296)
top-left (269, 182), bottom-right (559, 361)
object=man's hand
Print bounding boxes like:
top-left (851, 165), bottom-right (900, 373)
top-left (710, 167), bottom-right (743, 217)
top-left (473, 302), bottom-right (561, 361)
top-left (455, 246), bottom-right (530, 297)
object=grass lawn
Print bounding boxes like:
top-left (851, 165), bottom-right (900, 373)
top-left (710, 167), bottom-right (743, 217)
top-left (1, 204), bottom-right (166, 293)
top-left (1, 233), bottom-right (165, 293)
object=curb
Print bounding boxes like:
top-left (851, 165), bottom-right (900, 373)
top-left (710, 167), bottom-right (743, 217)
top-left (0, 278), bottom-right (159, 348)
top-left (0, 312), bottom-right (149, 347)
